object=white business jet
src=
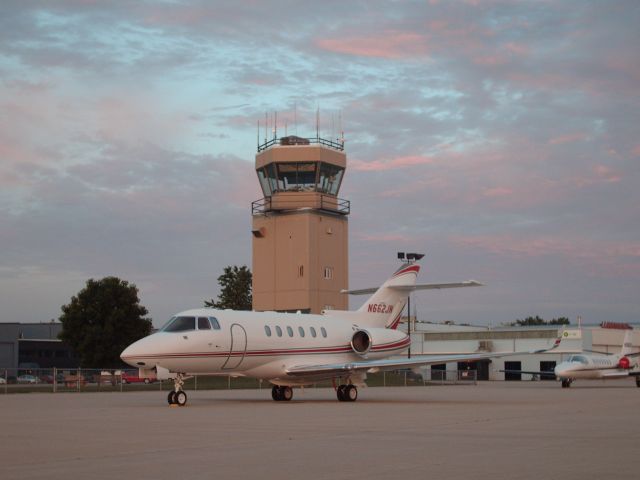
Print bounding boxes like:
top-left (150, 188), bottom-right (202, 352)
top-left (554, 329), bottom-right (640, 388)
top-left (121, 261), bottom-right (557, 405)
top-left (502, 327), bottom-right (640, 388)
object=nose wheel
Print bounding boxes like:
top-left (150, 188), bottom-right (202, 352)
top-left (336, 384), bottom-right (358, 402)
top-left (271, 385), bottom-right (293, 401)
top-left (561, 379), bottom-right (573, 388)
top-left (167, 373), bottom-right (188, 406)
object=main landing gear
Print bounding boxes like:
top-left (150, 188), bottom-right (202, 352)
top-left (336, 384), bottom-right (358, 402)
top-left (167, 373), bottom-right (188, 406)
top-left (635, 377), bottom-right (640, 388)
top-left (561, 379), bottom-right (573, 388)
top-left (272, 385), bottom-right (293, 401)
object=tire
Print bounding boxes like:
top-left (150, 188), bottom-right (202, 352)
top-left (281, 386), bottom-right (293, 401)
top-left (271, 386), bottom-right (282, 401)
top-left (175, 391), bottom-right (188, 407)
top-left (636, 378), bottom-right (640, 388)
top-left (336, 385), bottom-right (346, 401)
top-left (345, 385), bottom-right (358, 402)
top-left (167, 391), bottom-right (176, 404)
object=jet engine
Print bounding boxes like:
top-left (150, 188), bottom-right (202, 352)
top-left (351, 330), bottom-right (372, 356)
top-left (618, 356), bottom-right (631, 369)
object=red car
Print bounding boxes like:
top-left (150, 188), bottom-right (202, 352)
top-left (121, 371), bottom-right (157, 384)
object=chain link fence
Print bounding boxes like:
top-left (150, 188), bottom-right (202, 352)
top-left (0, 367), bottom-right (476, 395)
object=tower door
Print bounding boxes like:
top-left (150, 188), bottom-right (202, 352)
top-left (222, 324), bottom-right (247, 370)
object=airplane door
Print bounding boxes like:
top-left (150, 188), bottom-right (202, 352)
top-left (221, 323), bottom-right (247, 370)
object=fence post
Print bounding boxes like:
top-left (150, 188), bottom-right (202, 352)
top-left (3, 369), bottom-right (7, 395)
top-left (228, 375), bottom-right (231, 390)
top-left (195, 375), bottom-right (198, 391)
top-left (77, 368), bottom-right (81, 392)
top-left (53, 367), bottom-right (57, 393)
top-left (404, 371), bottom-right (407, 387)
top-left (383, 371), bottom-right (386, 387)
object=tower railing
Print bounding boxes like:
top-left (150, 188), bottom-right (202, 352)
top-left (257, 136), bottom-right (344, 153)
top-left (252, 194), bottom-right (350, 215)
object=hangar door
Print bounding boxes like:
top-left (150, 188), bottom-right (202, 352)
top-left (504, 361), bottom-right (522, 381)
top-left (540, 361), bottom-right (556, 380)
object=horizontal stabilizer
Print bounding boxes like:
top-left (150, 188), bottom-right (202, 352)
top-left (342, 280), bottom-right (483, 296)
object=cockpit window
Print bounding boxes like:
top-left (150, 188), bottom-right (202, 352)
top-left (209, 317), bottom-right (221, 330)
top-left (568, 355), bottom-right (588, 365)
top-left (198, 317), bottom-right (211, 330)
top-left (163, 316), bottom-right (196, 332)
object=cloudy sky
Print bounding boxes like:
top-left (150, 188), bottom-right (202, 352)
top-left (1, 0), bottom-right (639, 327)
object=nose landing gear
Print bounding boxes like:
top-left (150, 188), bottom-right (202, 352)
top-left (561, 379), bottom-right (573, 388)
top-left (167, 373), bottom-right (188, 406)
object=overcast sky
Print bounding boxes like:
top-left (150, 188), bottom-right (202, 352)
top-left (1, 0), bottom-right (639, 327)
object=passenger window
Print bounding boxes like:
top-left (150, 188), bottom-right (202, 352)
top-left (310, 327), bottom-right (317, 338)
top-left (265, 326), bottom-right (272, 337)
top-left (287, 326), bottom-right (294, 337)
top-left (276, 326), bottom-right (283, 337)
top-left (198, 317), bottom-right (211, 330)
top-left (321, 327), bottom-right (327, 338)
top-left (298, 327), bottom-right (305, 337)
top-left (209, 317), bottom-right (221, 330)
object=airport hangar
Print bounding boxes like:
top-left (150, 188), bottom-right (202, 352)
top-left (407, 321), bottom-right (640, 381)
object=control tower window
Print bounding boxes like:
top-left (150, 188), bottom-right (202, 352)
top-left (257, 168), bottom-right (272, 196)
top-left (277, 162), bottom-right (317, 191)
top-left (318, 163), bottom-right (344, 195)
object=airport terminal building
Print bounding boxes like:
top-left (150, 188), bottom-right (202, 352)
top-left (0, 322), bottom-right (78, 370)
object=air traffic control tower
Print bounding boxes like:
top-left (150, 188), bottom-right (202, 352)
top-left (251, 135), bottom-right (349, 313)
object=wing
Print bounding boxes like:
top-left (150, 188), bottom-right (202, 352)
top-left (342, 280), bottom-right (482, 295)
top-left (499, 369), bottom-right (556, 378)
top-left (286, 342), bottom-right (559, 377)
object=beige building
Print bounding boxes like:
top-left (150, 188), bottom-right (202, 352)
top-left (251, 136), bottom-right (349, 313)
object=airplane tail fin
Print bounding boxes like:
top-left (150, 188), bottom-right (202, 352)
top-left (344, 263), bottom-right (420, 329)
top-left (621, 329), bottom-right (635, 356)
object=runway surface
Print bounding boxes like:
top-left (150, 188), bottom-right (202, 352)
top-left (1, 381), bottom-right (639, 480)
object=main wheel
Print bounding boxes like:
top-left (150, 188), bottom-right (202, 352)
top-left (271, 386), bottom-right (282, 401)
top-left (336, 385), bottom-right (347, 401)
top-left (281, 386), bottom-right (293, 401)
top-left (561, 379), bottom-right (571, 388)
top-left (175, 390), bottom-right (188, 407)
top-left (345, 385), bottom-right (358, 402)
top-left (167, 391), bottom-right (177, 404)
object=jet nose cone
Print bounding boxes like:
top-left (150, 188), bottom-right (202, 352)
top-left (120, 338), bottom-right (144, 367)
top-left (554, 362), bottom-right (570, 377)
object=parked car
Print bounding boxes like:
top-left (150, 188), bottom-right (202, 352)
top-left (39, 373), bottom-right (66, 384)
top-left (17, 374), bottom-right (39, 384)
top-left (121, 371), bottom-right (157, 384)
top-left (0, 377), bottom-right (6, 384)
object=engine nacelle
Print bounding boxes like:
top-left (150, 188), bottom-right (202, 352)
top-left (618, 356), bottom-right (631, 369)
top-left (351, 330), bottom-right (372, 356)
top-left (350, 327), bottom-right (409, 358)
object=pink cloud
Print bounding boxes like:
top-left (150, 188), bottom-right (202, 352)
top-left (482, 187), bottom-right (513, 198)
top-left (316, 31), bottom-right (429, 59)
top-left (350, 155), bottom-right (436, 172)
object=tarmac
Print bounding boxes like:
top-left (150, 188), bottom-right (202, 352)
top-left (1, 380), bottom-right (639, 480)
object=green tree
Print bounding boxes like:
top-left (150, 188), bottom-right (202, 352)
top-left (510, 315), bottom-right (570, 326)
top-left (59, 277), bottom-right (152, 367)
top-left (205, 265), bottom-right (252, 310)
